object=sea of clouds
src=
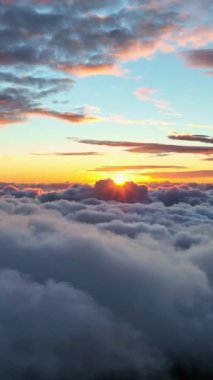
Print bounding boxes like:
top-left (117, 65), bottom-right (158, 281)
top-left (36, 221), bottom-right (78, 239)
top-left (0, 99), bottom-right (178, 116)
top-left (0, 180), bottom-right (213, 379)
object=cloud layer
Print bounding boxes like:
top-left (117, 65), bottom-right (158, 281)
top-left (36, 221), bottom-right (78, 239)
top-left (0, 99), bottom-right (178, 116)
top-left (0, 181), bottom-right (212, 379)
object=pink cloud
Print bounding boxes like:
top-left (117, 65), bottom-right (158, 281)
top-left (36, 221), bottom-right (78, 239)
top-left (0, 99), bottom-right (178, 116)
top-left (133, 87), bottom-right (172, 111)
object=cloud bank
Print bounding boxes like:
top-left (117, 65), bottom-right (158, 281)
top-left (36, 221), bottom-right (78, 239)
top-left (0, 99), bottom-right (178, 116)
top-left (0, 181), bottom-right (212, 379)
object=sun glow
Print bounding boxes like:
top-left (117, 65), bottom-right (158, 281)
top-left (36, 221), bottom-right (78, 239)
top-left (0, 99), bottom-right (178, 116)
top-left (114, 174), bottom-right (126, 186)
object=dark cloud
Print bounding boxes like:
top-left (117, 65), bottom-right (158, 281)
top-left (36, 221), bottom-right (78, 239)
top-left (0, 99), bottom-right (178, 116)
top-left (182, 49), bottom-right (213, 74)
top-left (77, 138), bottom-right (213, 155)
top-left (94, 179), bottom-right (150, 203)
top-left (38, 180), bottom-right (150, 204)
top-left (151, 184), bottom-right (213, 206)
top-left (75, 139), bottom-right (141, 147)
top-left (0, 184), bottom-right (43, 198)
top-left (0, 269), bottom-right (161, 380)
top-left (128, 145), bottom-right (213, 155)
top-left (39, 183), bottom-right (94, 203)
top-left (169, 132), bottom-right (213, 144)
top-left (0, 71), bottom-right (73, 125)
top-left (1, 180), bottom-right (213, 206)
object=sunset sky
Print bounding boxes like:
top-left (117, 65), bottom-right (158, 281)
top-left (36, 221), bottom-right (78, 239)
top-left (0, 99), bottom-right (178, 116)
top-left (1, 3), bottom-right (213, 379)
top-left (0, 0), bottom-right (212, 184)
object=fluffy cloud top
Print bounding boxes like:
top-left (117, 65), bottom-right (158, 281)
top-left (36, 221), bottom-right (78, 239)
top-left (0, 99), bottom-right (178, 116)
top-left (0, 181), bottom-right (212, 379)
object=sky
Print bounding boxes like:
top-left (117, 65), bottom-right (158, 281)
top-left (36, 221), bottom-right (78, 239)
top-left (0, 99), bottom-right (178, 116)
top-left (0, 0), bottom-right (212, 184)
top-left (1, 3), bottom-right (213, 379)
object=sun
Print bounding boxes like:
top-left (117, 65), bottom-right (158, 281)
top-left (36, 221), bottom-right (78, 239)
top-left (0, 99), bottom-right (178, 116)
top-left (114, 174), bottom-right (126, 186)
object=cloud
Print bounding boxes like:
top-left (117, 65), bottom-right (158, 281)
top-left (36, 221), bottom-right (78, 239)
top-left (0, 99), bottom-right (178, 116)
top-left (77, 138), bottom-right (213, 155)
top-left (37, 180), bottom-right (151, 204)
top-left (0, 70), bottom-right (74, 125)
top-left (32, 152), bottom-right (103, 156)
top-left (61, 63), bottom-right (126, 77)
top-left (133, 87), bottom-right (156, 101)
top-left (0, 1), bottom-right (212, 124)
top-left (0, 183), bottom-right (212, 378)
top-left (75, 138), bottom-right (141, 147)
top-left (169, 132), bottom-right (213, 144)
top-left (133, 87), bottom-right (172, 111)
top-left (91, 165), bottom-right (187, 172)
top-left (0, 269), bottom-right (161, 380)
top-left (150, 183), bottom-right (213, 205)
top-left (181, 49), bottom-right (213, 74)
top-left (182, 49), bottom-right (213, 67)
top-left (0, 184), bottom-right (43, 198)
top-left (94, 179), bottom-right (150, 203)
top-left (128, 144), bottom-right (213, 155)
top-left (30, 109), bottom-right (102, 124)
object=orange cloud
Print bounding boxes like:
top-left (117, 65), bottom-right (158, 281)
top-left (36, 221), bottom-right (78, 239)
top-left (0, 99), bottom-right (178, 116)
top-left (30, 110), bottom-right (102, 123)
top-left (60, 64), bottom-right (127, 77)
top-left (91, 165), bottom-right (187, 172)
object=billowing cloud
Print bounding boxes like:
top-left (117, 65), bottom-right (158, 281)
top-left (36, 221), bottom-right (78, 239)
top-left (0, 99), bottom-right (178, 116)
top-left (94, 179), bottom-right (150, 203)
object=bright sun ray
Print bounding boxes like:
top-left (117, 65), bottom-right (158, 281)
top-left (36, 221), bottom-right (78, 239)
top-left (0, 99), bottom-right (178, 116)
top-left (114, 174), bottom-right (126, 185)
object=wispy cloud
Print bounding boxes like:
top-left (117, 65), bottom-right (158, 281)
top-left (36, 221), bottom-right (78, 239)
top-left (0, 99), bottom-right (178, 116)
top-left (30, 110), bottom-right (102, 124)
top-left (91, 165), bottom-right (187, 172)
top-left (133, 87), bottom-right (172, 111)
top-left (32, 152), bottom-right (102, 156)
top-left (106, 114), bottom-right (175, 126)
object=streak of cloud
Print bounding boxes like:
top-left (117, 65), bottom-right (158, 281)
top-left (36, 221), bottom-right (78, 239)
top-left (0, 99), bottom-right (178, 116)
top-left (77, 138), bottom-right (213, 155)
top-left (169, 132), bottom-right (213, 144)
